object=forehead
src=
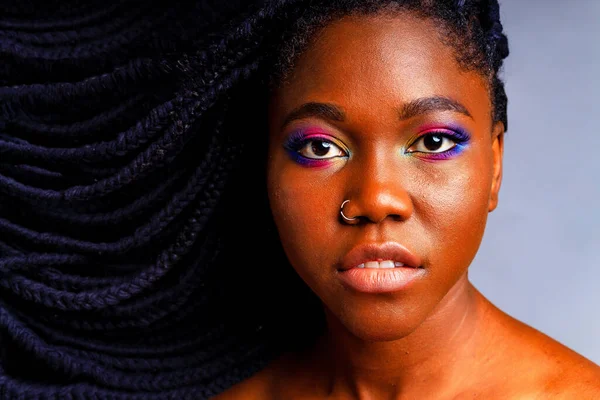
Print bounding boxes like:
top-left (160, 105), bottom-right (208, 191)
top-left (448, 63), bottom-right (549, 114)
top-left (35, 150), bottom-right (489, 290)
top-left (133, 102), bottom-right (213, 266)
top-left (271, 13), bottom-right (491, 125)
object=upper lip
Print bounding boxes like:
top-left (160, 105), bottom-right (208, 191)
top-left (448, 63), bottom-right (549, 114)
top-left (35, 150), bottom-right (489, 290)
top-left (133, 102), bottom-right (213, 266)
top-left (339, 241), bottom-right (422, 271)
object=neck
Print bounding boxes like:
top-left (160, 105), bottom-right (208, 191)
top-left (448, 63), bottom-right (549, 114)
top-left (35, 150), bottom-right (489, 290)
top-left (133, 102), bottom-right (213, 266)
top-left (309, 276), bottom-right (491, 399)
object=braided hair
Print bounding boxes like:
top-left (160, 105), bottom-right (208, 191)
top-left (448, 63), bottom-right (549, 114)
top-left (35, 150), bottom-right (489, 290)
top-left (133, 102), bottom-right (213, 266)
top-left (0, 0), bottom-right (508, 398)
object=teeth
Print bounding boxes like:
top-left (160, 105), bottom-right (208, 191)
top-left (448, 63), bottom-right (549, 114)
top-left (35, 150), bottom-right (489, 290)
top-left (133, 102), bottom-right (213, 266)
top-left (358, 260), bottom-right (404, 269)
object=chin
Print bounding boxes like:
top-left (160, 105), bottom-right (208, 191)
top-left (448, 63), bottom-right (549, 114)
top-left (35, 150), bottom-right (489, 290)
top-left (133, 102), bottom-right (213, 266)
top-left (324, 299), bottom-right (429, 342)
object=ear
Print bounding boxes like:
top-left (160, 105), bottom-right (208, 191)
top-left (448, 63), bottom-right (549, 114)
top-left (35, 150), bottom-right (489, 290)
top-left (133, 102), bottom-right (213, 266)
top-left (488, 122), bottom-right (505, 212)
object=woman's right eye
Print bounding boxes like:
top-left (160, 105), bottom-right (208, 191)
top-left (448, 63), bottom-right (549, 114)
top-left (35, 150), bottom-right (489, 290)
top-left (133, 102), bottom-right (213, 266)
top-left (297, 139), bottom-right (347, 160)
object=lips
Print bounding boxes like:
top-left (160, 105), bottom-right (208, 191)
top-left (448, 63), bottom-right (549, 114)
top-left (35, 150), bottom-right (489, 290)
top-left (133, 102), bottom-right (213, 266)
top-left (337, 242), bottom-right (424, 293)
top-left (339, 241), bottom-right (422, 271)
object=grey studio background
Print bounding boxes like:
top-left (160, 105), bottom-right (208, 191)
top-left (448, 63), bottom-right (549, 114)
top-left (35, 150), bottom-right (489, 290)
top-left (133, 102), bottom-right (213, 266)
top-left (470, 0), bottom-right (600, 364)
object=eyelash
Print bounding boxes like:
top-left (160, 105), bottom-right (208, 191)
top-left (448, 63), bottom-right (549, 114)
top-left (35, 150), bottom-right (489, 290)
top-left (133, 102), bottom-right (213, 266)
top-left (283, 128), bottom-right (470, 166)
top-left (405, 129), bottom-right (470, 159)
top-left (283, 131), bottom-right (349, 167)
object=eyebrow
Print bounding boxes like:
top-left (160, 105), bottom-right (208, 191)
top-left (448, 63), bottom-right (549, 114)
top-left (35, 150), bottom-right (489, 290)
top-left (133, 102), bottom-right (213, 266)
top-left (398, 96), bottom-right (472, 120)
top-left (281, 102), bottom-right (346, 129)
top-left (280, 96), bottom-right (472, 129)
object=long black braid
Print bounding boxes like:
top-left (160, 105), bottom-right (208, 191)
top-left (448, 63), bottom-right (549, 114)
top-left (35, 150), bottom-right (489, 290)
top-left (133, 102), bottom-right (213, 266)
top-left (0, 0), bottom-right (508, 398)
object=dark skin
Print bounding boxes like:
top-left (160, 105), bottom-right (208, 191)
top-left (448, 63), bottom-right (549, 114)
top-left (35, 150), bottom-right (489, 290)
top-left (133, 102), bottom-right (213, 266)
top-left (215, 12), bottom-right (600, 399)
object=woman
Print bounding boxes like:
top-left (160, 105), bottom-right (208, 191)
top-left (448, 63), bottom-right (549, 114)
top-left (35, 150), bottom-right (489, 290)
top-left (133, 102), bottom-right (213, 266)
top-left (213, 1), bottom-right (600, 398)
top-left (0, 0), bottom-right (598, 399)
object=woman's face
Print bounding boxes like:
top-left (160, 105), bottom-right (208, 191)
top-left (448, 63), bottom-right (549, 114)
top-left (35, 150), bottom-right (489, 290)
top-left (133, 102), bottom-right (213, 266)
top-left (267, 13), bottom-right (503, 340)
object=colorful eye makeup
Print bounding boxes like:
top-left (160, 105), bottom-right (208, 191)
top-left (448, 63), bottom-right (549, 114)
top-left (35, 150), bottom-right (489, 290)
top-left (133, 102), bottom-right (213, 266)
top-left (283, 124), bottom-right (471, 167)
top-left (405, 125), bottom-right (471, 160)
top-left (283, 127), bottom-right (349, 168)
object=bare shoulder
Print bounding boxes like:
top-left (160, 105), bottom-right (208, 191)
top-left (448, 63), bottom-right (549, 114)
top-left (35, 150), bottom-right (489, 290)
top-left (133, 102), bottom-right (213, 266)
top-left (482, 300), bottom-right (600, 398)
top-left (210, 354), bottom-right (293, 400)
top-left (210, 350), bottom-right (317, 400)
top-left (533, 338), bottom-right (600, 399)
top-left (210, 368), bottom-right (275, 400)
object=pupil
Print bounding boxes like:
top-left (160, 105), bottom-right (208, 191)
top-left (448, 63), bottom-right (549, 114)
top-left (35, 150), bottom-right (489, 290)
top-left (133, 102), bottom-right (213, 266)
top-left (424, 135), bottom-right (443, 151)
top-left (312, 141), bottom-right (331, 157)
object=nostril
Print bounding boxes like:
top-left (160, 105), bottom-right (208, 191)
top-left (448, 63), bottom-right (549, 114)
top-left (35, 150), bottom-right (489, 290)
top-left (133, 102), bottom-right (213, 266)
top-left (346, 198), bottom-right (413, 225)
top-left (341, 186), bottom-right (414, 225)
top-left (390, 213), bottom-right (404, 221)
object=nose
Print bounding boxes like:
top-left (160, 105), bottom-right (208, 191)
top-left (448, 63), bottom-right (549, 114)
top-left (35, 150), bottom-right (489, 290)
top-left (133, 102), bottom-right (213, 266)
top-left (342, 156), bottom-right (414, 225)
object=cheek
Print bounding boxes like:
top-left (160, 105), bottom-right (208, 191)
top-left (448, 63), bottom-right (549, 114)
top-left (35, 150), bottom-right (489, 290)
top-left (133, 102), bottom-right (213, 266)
top-left (416, 153), bottom-right (493, 270)
top-left (267, 160), bottom-right (339, 284)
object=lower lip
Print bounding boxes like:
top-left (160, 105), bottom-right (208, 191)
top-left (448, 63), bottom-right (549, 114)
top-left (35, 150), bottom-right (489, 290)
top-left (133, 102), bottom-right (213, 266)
top-left (338, 267), bottom-right (425, 293)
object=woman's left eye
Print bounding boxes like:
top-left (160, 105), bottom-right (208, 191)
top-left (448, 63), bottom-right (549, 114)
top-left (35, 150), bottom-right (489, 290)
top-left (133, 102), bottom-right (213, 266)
top-left (298, 139), bottom-right (347, 159)
top-left (407, 133), bottom-right (458, 154)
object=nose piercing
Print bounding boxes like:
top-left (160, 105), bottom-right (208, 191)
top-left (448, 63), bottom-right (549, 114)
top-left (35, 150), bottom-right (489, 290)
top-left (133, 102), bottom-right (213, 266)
top-left (340, 200), bottom-right (358, 223)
